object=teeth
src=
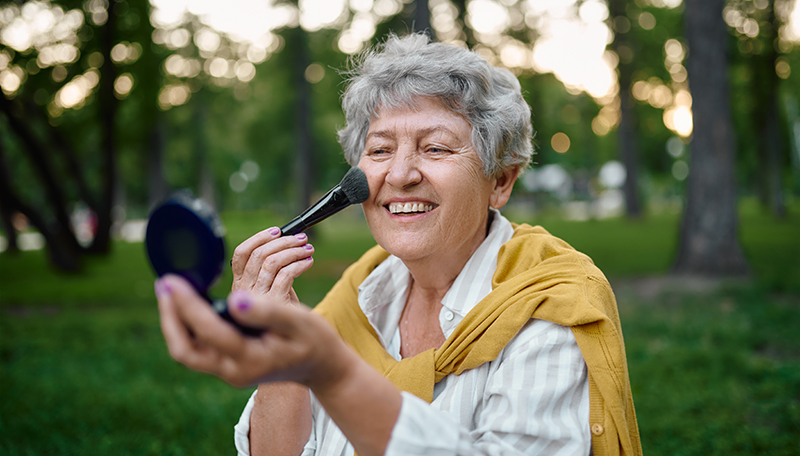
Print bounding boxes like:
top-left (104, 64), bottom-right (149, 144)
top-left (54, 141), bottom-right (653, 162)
top-left (388, 202), bottom-right (434, 214)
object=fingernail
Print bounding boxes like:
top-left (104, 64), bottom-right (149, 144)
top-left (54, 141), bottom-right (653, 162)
top-left (230, 290), bottom-right (253, 311)
top-left (306, 256), bottom-right (313, 261)
top-left (305, 244), bottom-right (314, 250)
top-left (294, 233), bottom-right (307, 240)
top-left (267, 227), bottom-right (280, 236)
top-left (154, 279), bottom-right (172, 298)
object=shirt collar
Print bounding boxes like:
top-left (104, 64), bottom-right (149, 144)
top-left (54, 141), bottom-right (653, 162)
top-left (357, 209), bottom-right (514, 346)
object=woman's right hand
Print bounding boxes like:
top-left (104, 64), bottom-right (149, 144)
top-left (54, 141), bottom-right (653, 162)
top-left (230, 227), bottom-right (314, 306)
top-left (156, 274), bottom-right (401, 456)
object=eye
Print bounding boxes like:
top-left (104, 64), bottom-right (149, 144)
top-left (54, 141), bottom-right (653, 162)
top-left (366, 147), bottom-right (392, 158)
top-left (426, 145), bottom-right (452, 155)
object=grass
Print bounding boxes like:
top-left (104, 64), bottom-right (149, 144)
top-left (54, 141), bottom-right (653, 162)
top-left (617, 285), bottom-right (800, 455)
top-left (1, 204), bottom-right (798, 455)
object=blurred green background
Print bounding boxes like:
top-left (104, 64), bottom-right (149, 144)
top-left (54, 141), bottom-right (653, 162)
top-left (2, 0), bottom-right (800, 454)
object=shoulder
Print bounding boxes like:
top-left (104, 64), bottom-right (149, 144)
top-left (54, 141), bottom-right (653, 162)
top-left (504, 223), bottom-right (600, 273)
top-left (493, 222), bottom-right (619, 331)
top-left (495, 222), bottom-right (611, 292)
top-left (501, 318), bottom-right (582, 360)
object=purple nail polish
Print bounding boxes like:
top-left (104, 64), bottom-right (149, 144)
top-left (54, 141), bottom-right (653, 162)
top-left (154, 279), bottom-right (172, 298)
top-left (305, 244), bottom-right (314, 250)
top-left (267, 227), bottom-right (280, 236)
top-left (294, 233), bottom-right (307, 240)
top-left (230, 290), bottom-right (253, 311)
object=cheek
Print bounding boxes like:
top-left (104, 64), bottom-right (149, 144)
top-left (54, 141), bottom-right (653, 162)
top-left (442, 158), bottom-right (493, 209)
top-left (357, 158), bottom-right (383, 205)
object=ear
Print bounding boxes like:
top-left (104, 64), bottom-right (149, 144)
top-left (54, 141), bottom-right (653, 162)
top-left (489, 166), bottom-right (520, 209)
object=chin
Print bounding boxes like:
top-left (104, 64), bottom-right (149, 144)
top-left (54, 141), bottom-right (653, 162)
top-left (374, 231), bottom-right (434, 263)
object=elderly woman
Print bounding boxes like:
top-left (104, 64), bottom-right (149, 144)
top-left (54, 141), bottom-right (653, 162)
top-left (155, 34), bottom-right (641, 456)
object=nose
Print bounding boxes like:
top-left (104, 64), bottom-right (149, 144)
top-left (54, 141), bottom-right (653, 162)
top-left (385, 148), bottom-right (422, 189)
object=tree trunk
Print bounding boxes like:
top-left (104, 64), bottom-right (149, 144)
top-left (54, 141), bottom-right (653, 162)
top-left (0, 141), bottom-right (19, 253)
top-left (0, 139), bottom-right (80, 270)
top-left (451, 0), bottom-right (477, 47)
top-left (21, 99), bottom-right (99, 213)
top-left (414, 0), bottom-right (432, 39)
top-left (192, 92), bottom-right (216, 209)
top-left (290, 25), bottom-right (315, 229)
top-left (0, 94), bottom-right (83, 255)
top-left (89, 0), bottom-right (119, 253)
top-left (148, 119), bottom-right (168, 207)
top-left (0, 200), bottom-right (18, 253)
top-left (609, 0), bottom-right (642, 219)
top-left (753, 0), bottom-right (786, 219)
top-left (673, 0), bottom-right (749, 276)
top-left (759, 89), bottom-right (786, 218)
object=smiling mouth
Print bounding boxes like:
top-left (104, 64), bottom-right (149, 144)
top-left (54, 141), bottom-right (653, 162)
top-left (386, 202), bottom-right (436, 215)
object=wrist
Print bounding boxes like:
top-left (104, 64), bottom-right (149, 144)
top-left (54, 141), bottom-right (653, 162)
top-left (305, 335), bottom-right (362, 395)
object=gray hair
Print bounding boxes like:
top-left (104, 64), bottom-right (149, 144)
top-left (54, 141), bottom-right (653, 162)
top-left (337, 33), bottom-right (534, 177)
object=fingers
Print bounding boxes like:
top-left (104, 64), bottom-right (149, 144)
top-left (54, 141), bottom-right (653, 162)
top-left (156, 277), bottom-right (346, 388)
top-left (250, 242), bottom-right (314, 296)
top-left (268, 255), bottom-right (314, 298)
top-left (231, 227), bottom-right (281, 277)
top-left (231, 228), bottom-right (314, 295)
top-left (156, 275), bottom-right (246, 374)
top-left (156, 277), bottom-right (196, 363)
top-left (227, 290), bottom-right (303, 336)
top-left (228, 293), bottom-right (333, 384)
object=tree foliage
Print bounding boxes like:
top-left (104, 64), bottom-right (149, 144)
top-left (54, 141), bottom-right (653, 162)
top-left (0, 0), bottom-right (799, 274)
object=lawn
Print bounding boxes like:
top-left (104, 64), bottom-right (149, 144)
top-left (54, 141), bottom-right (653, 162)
top-left (1, 204), bottom-right (798, 455)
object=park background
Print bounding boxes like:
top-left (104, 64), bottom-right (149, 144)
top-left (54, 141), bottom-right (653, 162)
top-left (1, 0), bottom-right (799, 454)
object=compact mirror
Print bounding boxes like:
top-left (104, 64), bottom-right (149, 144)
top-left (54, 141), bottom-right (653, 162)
top-left (145, 191), bottom-right (262, 336)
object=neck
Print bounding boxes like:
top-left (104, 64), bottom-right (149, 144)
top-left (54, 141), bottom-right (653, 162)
top-left (402, 210), bottom-right (494, 305)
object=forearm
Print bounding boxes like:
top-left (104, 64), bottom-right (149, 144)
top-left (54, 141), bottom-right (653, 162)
top-left (310, 345), bottom-right (402, 456)
top-left (250, 382), bottom-right (312, 456)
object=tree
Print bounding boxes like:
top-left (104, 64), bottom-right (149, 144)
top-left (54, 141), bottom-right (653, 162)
top-left (726, 0), bottom-right (791, 218)
top-left (0, 0), bottom-right (161, 269)
top-left (287, 20), bottom-right (316, 221)
top-left (673, 0), bottom-right (749, 275)
top-left (753, 0), bottom-right (787, 218)
top-left (608, 0), bottom-right (643, 218)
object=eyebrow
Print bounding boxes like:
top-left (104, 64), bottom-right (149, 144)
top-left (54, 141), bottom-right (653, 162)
top-left (365, 125), bottom-right (458, 141)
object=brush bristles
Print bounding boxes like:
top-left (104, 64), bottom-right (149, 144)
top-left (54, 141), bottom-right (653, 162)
top-left (339, 167), bottom-right (369, 204)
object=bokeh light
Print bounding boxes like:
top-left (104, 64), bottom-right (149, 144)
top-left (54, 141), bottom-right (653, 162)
top-left (0, 2), bottom-right (83, 54)
top-left (52, 69), bottom-right (99, 113)
top-left (638, 12), bottom-right (656, 30)
top-left (666, 136), bottom-right (685, 158)
top-left (299, 0), bottom-right (347, 31)
top-left (468, 0), bottom-right (510, 35)
top-left (523, 164), bottom-right (572, 198)
top-left (304, 63), bottom-right (325, 84)
top-left (672, 160), bottom-right (689, 181)
top-left (114, 73), bottom-right (134, 98)
top-left (599, 160), bottom-right (626, 188)
top-left (776, 58), bottom-right (791, 78)
top-left (158, 83), bottom-right (192, 110)
top-left (551, 132), bottom-right (571, 153)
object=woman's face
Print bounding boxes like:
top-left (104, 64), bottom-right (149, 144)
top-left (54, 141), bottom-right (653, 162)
top-left (357, 96), bottom-right (516, 265)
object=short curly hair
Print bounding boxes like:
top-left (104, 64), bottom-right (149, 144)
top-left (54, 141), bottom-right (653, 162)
top-left (337, 33), bottom-right (534, 177)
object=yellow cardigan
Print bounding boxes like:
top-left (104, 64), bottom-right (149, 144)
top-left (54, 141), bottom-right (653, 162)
top-left (314, 223), bottom-right (642, 456)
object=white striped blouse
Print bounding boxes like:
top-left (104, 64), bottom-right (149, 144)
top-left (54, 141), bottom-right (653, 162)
top-left (234, 210), bottom-right (591, 455)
